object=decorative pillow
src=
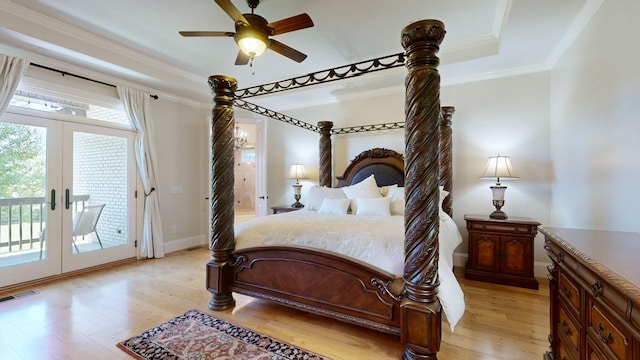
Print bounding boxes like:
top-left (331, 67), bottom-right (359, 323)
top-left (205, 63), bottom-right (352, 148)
top-left (306, 186), bottom-right (347, 211)
top-left (386, 186), bottom-right (448, 215)
top-left (318, 198), bottom-right (351, 215)
top-left (341, 174), bottom-right (381, 213)
top-left (355, 197), bottom-right (391, 216)
top-left (387, 186), bottom-right (405, 215)
top-left (379, 184), bottom-right (398, 197)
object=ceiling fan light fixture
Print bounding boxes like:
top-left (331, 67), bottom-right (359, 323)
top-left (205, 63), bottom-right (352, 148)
top-left (236, 30), bottom-right (268, 57)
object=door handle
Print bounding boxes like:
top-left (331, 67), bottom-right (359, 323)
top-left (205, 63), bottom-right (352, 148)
top-left (50, 189), bottom-right (56, 210)
top-left (65, 189), bottom-right (71, 209)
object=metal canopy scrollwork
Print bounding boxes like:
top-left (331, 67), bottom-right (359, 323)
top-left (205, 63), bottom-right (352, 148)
top-left (233, 99), bottom-right (319, 132)
top-left (234, 52), bottom-right (406, 99)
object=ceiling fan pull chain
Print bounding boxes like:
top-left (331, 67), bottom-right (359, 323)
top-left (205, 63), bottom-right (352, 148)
top-left (249, 55), bottom-right (256, 75)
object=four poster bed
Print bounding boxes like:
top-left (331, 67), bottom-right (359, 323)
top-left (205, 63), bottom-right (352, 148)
top-left (207, 20), bottom-right (455, 359)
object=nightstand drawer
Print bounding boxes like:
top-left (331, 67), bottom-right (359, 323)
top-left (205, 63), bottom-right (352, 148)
top-left (468, 221), bottom-right (531, 235)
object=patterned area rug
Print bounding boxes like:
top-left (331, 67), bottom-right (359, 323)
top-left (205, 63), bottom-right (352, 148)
top-left (117, 309), bottom-right (331, 360)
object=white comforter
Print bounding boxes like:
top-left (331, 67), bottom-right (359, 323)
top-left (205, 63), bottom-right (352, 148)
top-left (235, 209), bottom-right (465, 331)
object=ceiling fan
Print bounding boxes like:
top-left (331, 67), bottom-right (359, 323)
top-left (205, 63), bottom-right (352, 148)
top-left (180, 0), bottom-right (314, 65)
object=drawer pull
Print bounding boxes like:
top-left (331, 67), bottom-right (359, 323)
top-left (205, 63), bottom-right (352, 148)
top-left (596, 322), bottom-right (614, 344)
top-left (591, 280), bottom-right (603, 298)
top-left (561, 285), bottom-right (573, 299)
top-left (560, 320), bottom-right (572, 336)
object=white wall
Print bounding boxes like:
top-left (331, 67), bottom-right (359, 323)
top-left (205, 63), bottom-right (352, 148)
top-left (549, 0), bottom-right (640, 232)
top-left (265, 119), bottom-right (319, 209)
top-left (151, 99), bottom-right (209, 250)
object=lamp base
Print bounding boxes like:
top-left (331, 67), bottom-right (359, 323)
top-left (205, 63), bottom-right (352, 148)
top-left (489, 210), bottom-right (508, 220)
top-left (291, 192), bottom-right (304, 208)
top-left (489, 199), bottom-right (507, 219)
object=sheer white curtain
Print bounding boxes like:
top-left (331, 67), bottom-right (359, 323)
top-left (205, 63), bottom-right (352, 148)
top-left (0, 54), bottom-right (29, 115)
top-left (117, 86), bottom-right (165, 258)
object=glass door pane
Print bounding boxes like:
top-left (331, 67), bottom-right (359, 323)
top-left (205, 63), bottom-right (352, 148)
top-left (0, 113), bottom-right (62, 287)
top-left (62, 123), bottom-right (136, 272)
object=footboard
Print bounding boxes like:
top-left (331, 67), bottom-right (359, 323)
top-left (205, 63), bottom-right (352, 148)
top-left (232, 246), bottom-right (403, 335)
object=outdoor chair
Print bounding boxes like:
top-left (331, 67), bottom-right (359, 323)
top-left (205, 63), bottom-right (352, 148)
top-left (71, 204), bottom-right (105, 253)
top-left (39, 204), bottom-right (105, 259)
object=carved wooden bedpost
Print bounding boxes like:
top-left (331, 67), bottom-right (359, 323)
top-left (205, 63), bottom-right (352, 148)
top-left (401, 20), bottom-right (446, 360)
top-left (206, 75), bottom-right (237, 310)
top-left (318, 121), bottom-right (333, 187)
top-left (439, 106), bottom-right (455, 218)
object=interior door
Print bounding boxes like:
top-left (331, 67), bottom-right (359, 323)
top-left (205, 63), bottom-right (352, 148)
top-left (255, 120), bottom-right (267, 217)
top-left (0, 112), bottom-right (61, 287)
top-left (60, 122), bottom-right (137, 272)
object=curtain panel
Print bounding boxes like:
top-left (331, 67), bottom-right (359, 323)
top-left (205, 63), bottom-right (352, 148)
top-left (117, 86), bottom-right (165, 259)
top-left (0, 54), bottom-right (29, 116)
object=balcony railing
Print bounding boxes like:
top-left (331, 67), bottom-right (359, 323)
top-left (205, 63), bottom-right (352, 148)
top-left (0, 195), bottom-right (89, 255)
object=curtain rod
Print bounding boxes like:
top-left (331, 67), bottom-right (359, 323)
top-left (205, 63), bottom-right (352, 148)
top-left (30, 63), bottom-right (159, 99)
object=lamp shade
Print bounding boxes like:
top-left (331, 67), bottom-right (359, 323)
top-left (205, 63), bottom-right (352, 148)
top-left (288, 164), bottom-right (308, 182)
top-left (479, 155), bottom-right (519, 184)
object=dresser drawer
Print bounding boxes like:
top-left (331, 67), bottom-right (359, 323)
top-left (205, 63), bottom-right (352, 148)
top-left (586, 336), bottom-right (608, 360)
top-left (559, 272), bottom-right (580, 314)
top-left (468, 221), bottom-right (531, 235)
top-left (588, 302), bottom-right (630, 360)
top-left (558, 335), bottom-right (578, 360)
top-left (559, 306), bottom-right (580, 352)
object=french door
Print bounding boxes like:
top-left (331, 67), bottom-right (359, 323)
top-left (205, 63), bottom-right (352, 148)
top-left (0, 111), bottom-right (137, 287)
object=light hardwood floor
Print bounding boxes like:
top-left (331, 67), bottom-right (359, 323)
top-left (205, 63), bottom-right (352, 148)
top-left (0, 247), bottom-right (550, 360)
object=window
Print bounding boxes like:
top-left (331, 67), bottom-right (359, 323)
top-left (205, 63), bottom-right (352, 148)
top-left (10, 89), bottom-right (129, 126)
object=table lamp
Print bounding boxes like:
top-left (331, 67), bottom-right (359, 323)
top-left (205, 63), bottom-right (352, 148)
top-left (479, 155), bottom-right (518, 219)
top-left (288, 164), bottom-right (308, 208)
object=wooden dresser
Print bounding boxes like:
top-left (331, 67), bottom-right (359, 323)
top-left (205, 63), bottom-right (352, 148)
top-left (542, 227), bottom-right (640, 360)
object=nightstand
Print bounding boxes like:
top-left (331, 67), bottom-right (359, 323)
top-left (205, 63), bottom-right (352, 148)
top-left (271, 205), bottom-right (303, 214)
top-left (464, 214), bottom-right (540, 289)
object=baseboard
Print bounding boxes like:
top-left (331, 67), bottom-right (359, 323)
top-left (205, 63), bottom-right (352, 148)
top-left (534, 261), bottom-right (551, 279)
top-left (453, 252), bottom-right (467, 268)
top-left (164, 235), bottom-right (207, 254)
top-left (454, 253), bottom-right (551, 280)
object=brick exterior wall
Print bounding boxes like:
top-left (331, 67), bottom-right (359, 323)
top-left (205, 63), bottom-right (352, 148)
top-left (73, 132), bottom-right (129, 247)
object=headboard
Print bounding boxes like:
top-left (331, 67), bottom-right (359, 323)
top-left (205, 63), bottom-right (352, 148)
top-left (335, 148), bottom-right (404, 187)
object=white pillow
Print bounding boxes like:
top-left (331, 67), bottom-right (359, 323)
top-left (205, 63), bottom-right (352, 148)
top-left (318, 198), bottom-right (350, 215)
top-left (387, 186), bottom-right (405, 215)
top-left (355, 197), bottom-right (391, 216)
top-left (379, 184), bottom-right (398, 197)
top-left (386, 186), bottom-right (448, 215)
top-left (306, 186), bottom-right (347, 211)
top-left (341, 174), bottom-right (381, 213)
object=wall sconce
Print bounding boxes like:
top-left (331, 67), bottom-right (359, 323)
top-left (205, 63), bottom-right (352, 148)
top-left (479, 155), bottom-right (519, 219)
top-left (288, 164), bottom-right (308, 208)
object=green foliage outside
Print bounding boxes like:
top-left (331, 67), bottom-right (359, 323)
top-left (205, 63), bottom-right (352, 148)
top-left (0, 122), bottom-right (45, 198)
top-left (0, 122), bottom-right (46, 232)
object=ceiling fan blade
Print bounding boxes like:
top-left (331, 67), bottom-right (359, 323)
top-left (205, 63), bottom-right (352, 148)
top-left (268, 13), bottom-right (314, 35)
top-left (215, 0), bottom-right (249, 25)
top-left (269, 39), bottom-right (307, 63)
top-left (179, 31), bottom-right (235, 37)
top-left (235, 51), bottom-right (250, 65)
